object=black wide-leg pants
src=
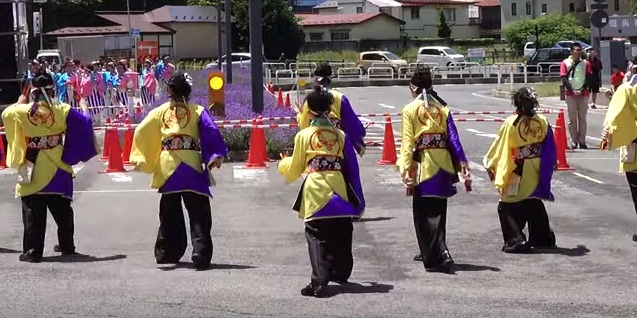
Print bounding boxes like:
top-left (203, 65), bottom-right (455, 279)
top-left (154, 192), bottom-right (213, 266)
top-left (413, 195), bottom-right (450, 269)
top-left (497, 198), bottom-right (556, 250)
top-left (21, 194), bottom-right (75, 258)
top-left (304, 217), bottom-right (353, 287)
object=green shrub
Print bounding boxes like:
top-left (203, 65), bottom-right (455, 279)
top-left (297, 51), bottom-right (359, 62)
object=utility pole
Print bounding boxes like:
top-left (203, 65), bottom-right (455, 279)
top-left (225, 0), bottom-right (232, 83)
top-left (249, 0), bottom-right (263, 113)
top-left (39, 5), bottom-right (43, 50)
top-left (217, 0), bottom-right (222, 70)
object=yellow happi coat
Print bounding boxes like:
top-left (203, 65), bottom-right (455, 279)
top-left (602, 83), bottom-right (637, 172)
top-left (278, 122), bottom-right (350, 220)
top-left (130, 102), bottom-right (207, 189)
top-left (2, 102), bottom-right (75, 197)
top-left (484, 114), bottom-right (550, 203)
top-left (397, 97), bottom-right (455, 184)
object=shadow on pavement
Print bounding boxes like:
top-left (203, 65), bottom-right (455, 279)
top-left (323, 282), bottom-right (394, 298)
top-left (355, 217), bottom-right (396, 223)
top-left (533, 245), bottom-right (590, 257)
top-left (41, 254), bottom-right (127, 263)
top-left (159, 262), bottom-right (256, 271)
top-left (0, 247), bottom-right (21, 254)
top-left (453, 263), bottom-right (501, 272)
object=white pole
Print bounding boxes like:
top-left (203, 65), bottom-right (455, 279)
top-left (510, 66), bottom-right (514, 92)
top-left (524, 65), bottom-right (528, 85)
top-left (497, 67), bottom-right (501, 91)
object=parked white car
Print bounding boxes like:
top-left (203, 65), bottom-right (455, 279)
top-left (523, 42), bottom-right (536, 58)
top-left (205, 53), bottom-right (267, 69)
top-left (416, 46), bottom-right (465, 66)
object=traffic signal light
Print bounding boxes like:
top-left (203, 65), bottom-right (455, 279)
top-left (208, 71), bottom-right (225, 117)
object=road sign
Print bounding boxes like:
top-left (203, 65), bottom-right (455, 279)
top-left (591, 10), bottom-right (610, 29)
top-left (299, 79), bottom-right (306, 87)
top-left (33, 12), bottom-right (40, 35)
top-left (130, 28), bottom-right (140, 38)
top-left (467, 48), bottom-right (486, 58)
top-left (208, 72), bottom-right (225, 117)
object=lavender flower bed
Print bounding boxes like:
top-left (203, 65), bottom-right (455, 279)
top-left (149, 68), bottom-right (296, 155)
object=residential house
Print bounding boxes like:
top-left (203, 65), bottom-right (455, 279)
top-left (46, 5), bottom-right (229, 60)
top-left (296, 12), bottom-right (405, 51)
top-left (500, 0), bottom-right (632, 30)
top-left (313, 0), bottom-right (403, 19)
top-left (474, 0), bottom-right (501, 39)
top-left (398, 0), bottom-right (481, 39)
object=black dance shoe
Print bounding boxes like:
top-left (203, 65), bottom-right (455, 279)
top-left (413, 254), bottom-right (424, 262)
top-left (19, 250), bottom-right (41, 263)
top-left (300, 284), bottom-right (327, 298)
top-left (427, 251), bottom-right (454, 274)
top-left (503, 241), bottom-right (534, 254)
top-left (579, 143), bottom-right (588, 149)
top-left (191, 253), bottom-right (210, 271)
top-left (632, 234), bottom-right (637, 242)
top-left (54, 244), bottom-right (77, 256)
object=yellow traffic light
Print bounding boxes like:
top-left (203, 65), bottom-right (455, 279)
top-left (208, 72), bottom-right (225, 117)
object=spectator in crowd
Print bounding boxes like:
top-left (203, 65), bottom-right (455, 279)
top-left (560, 42), bottom-right (592, 149)
top-left (611, 65), bottom-right (625, 92)
top-left (587, 48), bottom-right (602, 109)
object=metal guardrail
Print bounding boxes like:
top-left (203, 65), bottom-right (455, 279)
top-left (367, 67), bottom-right (394, 79)
top-left (295, 69), bottom-right (312, 78)
top-left (289, 62), bottom-right (317, 71)
top-left (337, 67), bottom-right (362, 79)
top-left (275, 70), bottom-right (295, 82)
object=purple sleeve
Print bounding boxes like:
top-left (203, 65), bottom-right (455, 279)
top-left (340, 95), bottom-right (366, 153)
top-left (199, 108), bottom-right (228, 164)
top-left (530, 126), bottom-right (557, 201)
top-left (62, 108), bottom-right (98, 165)
top-left (446, 114), bottom-right (467, 163)
top-left (342, 135), bottom-right (365, 212)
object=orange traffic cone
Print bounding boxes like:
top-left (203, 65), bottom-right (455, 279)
top-left (100, 117), bottom-right (112, 161)
top-left (101, 127), bottom-right (126, 173)
top-left (277, 88), bottom-right (284, 107)
top-left (268, 82), bottom-right (274, 94)
top-left (122, 119), bottom-right (133, 165)
top-left (0, 125), bottom-right (7, 169)
top-left (377, 115), bottom-right (398, 165)
top-left (245, 118), bottom-right (268, 168)
top-left (285, 93), bottom-right (291, 108)
top-left (554, 109), bottom-right (573, 171)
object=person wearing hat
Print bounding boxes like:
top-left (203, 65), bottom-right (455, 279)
top-left (296, 63), bottom-right (366, 156)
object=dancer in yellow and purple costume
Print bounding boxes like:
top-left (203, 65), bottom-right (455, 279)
top-left (130, 72), bottom-right (227, 270)
top-left (296, 63), bottom-right (366, 155)
top-left (398, 68), bottom-right (471, 274)
top-left (484, 87), bottom-right (558, 253)
top-left (2, 70), bottom-right (99, 263)
top-left (600, 81), bottom-right (637, 242)
top-left (279, 85), bottom-right (365, 298)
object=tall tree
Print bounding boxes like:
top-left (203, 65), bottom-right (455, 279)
top-left (188, 0), bottom-right (305, 59)
top-left (436, 8), bottom-right (451, 39)
top-left (503, 13), bottom-right (590, 52)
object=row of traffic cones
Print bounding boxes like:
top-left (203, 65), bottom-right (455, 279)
top-left (374, 109), bottom-right (573, 171)
top-left (100, 117), bottom-right (134, 173)
top-left (276, 88), bottom-right (292, 108)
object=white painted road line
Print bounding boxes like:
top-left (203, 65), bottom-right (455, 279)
top-left (465, 128), bottom-right (498, 139)
top-left (468, 161), bottom-right (487, 172)
top-left (572, 172), bottom-right (605, 184)
top-left (379, 103), bottom-right (396, 109)
top-left (109, 173), bottom-right (132, 183)
top-left (233, 166), bottom-right (269, 183)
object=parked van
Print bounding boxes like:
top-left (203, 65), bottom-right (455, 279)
top-left (523, 42), bottom-right (536, 58)
top-left (358, 51), bottom-right (407, 74)
top-left (416, 46), bottom-right (465, 66)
